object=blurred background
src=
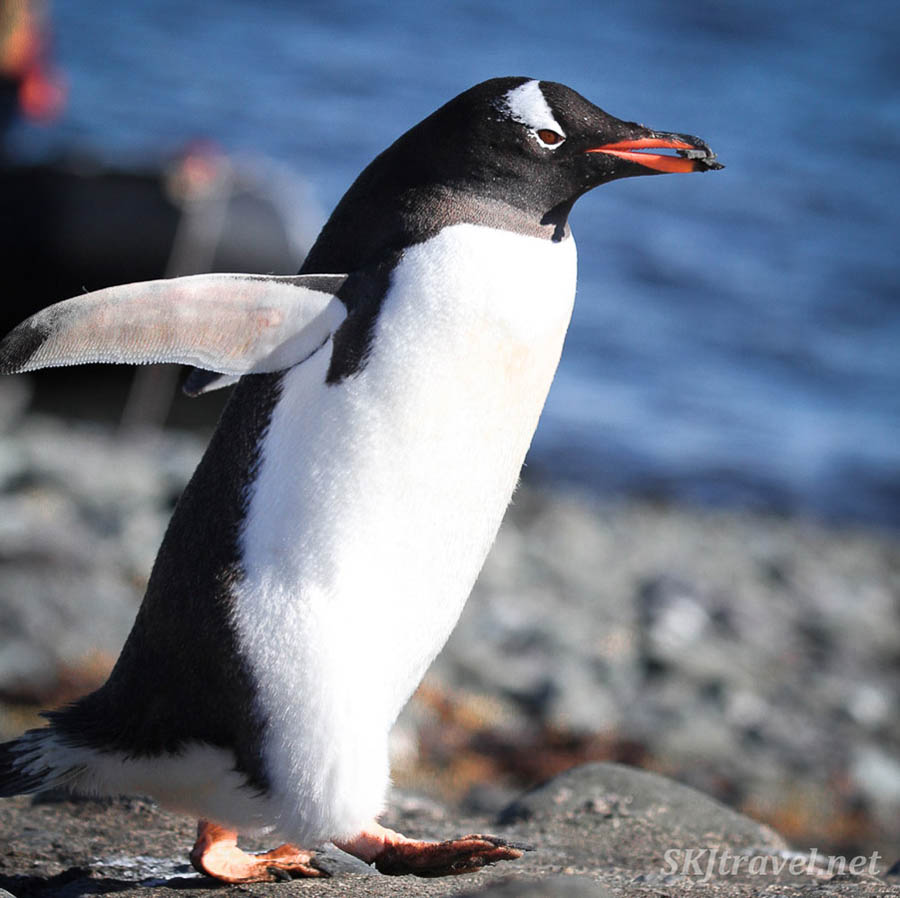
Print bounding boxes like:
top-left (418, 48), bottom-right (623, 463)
top-left (0, 0), bottom-right (898, 868)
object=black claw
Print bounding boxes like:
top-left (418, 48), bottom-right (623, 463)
top-left (501, 839), bottom-right (535, 852)
top-left (266, 866), bottom-right (293, 882)
top-left (473, 834), bottom-right (534, 852)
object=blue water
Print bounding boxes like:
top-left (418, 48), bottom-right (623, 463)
top-left (10, 0), bottom-right (900, 526)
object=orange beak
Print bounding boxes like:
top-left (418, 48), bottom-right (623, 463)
top-left (587, 136), bottom-right (720, 173)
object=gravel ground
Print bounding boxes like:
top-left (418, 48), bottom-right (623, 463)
top-left (2, 763), bottom-right (897, 897)
top-left (1, 386), bottom-right (898, 873)
top-left (405, 483), bottom-right (900, 859)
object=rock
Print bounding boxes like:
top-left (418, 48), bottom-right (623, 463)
top-left (499, 762), bottom-right (786, 876)
top-left (1, 763), bottom-right (896, 897)
top-left (852, 745), bottom-right (900, 804)
top-left (453, 876), bottom-right (607, 897)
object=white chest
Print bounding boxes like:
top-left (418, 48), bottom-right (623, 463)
top-left (232, 223), bottom-right (576, 838)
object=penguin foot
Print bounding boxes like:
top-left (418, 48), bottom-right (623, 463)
top-left (335, 823), bottom-right (527, 877)
top-left (189, 819), bottom-right (329, 883)
top-left (373, 834), bottom-right (526, 877)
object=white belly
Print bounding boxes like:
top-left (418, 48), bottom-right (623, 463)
top-left (233, 222), bottom-right (576, 842)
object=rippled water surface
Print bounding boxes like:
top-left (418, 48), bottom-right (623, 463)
top-left (11, 0), bottom-right (900, 525)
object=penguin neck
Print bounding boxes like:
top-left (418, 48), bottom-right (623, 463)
top-left (302, 180), bottom-right (570, 276)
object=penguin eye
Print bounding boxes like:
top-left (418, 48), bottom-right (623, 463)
top-left (536, 129), bottom-right (565, 148)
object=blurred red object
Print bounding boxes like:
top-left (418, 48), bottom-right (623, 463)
top-left (1, 0), bottom-right (67, 122)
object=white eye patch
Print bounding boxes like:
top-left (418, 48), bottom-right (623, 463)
top-left (501, 80), bottom-right (566, 147)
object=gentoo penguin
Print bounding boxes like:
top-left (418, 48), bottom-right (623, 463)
top-left (0, 78), bottom-right (722, 882)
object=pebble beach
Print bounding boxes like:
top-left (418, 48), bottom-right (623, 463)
top-left (1, 380), bottom-right (897, 881)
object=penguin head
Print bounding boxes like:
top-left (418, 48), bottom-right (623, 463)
top-left (394, 76), bottom-right (722, 227)
top-left (304, 77), bottom-right (722, 271)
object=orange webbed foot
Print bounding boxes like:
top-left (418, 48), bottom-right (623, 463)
top-left (189, 819), bottom-right (328, 883)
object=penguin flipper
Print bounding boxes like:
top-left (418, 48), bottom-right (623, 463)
top-left (0, 273), bottom-right (348, 377)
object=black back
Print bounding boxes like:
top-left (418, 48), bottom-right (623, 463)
top-left (49, 374), bottom-right (282, 791)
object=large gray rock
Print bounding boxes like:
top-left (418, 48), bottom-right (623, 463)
top-left (500, 762), bottom-right (785, 847)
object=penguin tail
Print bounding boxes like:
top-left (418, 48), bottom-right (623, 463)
top-left (0, 728), bottom-right (85, 797)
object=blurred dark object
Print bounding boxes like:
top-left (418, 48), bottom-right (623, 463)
top-left (0, 145), bottom-right (316, 427)
top-left (0, 147), bottom-right (313, 337)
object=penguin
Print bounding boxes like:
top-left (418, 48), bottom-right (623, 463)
top-left (0, 78), bottom-right (722, 882)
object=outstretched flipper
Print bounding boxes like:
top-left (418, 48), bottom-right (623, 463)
top-left (0, 272), bottom-right (348, 378)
